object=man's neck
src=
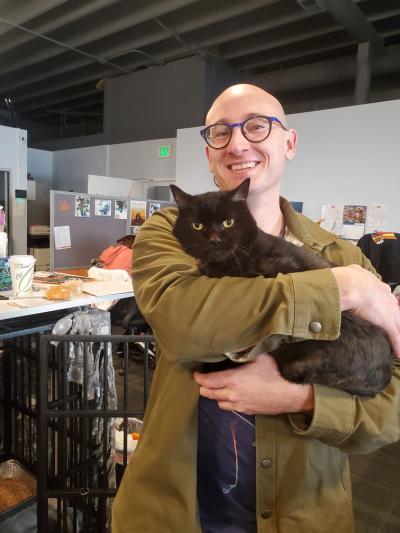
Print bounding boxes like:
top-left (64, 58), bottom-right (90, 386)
top-left (247, 191), bottom-right (284, 236)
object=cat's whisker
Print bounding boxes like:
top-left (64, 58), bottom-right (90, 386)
top-left (230, 251), bottom-right (244, 276)
top-left (237, 245), bottom-right (252, 259)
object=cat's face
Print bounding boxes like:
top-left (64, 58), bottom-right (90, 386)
top-left (171, 180), bottom-right (257, 263)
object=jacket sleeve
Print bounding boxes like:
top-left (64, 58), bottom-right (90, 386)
top-left (289, 246), bottom-right (400, 453)
top-left (289, 364), bottom-right (400, 454)
top-left (131, 209), bottom-right (341, 363)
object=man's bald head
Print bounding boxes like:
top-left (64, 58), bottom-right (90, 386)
top-left (206, 84), bottom-right (287, 126)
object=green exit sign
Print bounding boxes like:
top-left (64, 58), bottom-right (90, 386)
top-left (158, 145), bottom-right (171, 158)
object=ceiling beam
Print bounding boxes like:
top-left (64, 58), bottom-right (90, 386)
top-left (236, 39), bottom-right (353, 72)
top-left (0, 0), bottom-right (67, 38)
top-left (248, 44), bottom-right (400, 94)
top-left (316, 0), bottom-right (384, 50)
top-left (221, 19), bottom-right (338, 60)
top-left (0, 0), bottom-right (287, 93)
top-left (0, 0), bottom-right (121, 55)
top-left (0, 0), bottom-right (199, 77)
top-left (17, 84), bottom-right (100, 113)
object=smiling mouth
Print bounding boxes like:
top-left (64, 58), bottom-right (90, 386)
top-left (228, 161), bottom-right (259, 171)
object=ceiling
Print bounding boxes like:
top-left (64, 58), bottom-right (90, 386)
top-left (0, 0), bottom-right (399, 143)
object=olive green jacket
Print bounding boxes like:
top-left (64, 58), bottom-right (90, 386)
top-left (113, 198), bottom-right (400, 533)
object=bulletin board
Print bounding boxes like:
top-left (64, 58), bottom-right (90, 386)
top-left (50, 190), bottom-right (174, 269)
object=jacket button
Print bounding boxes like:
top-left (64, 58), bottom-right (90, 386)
top-left (309, 321), bottom-right (322, 333)
top-left (261, 509), bottom-right (271, 519)
top-left (261, 458), bottom-right (272, 468)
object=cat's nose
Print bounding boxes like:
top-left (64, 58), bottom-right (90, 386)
top-left (208, 232), bottom-right (221, 245)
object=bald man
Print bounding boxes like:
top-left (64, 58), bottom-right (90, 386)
top-left (113, 84), bottom-right (400, 533)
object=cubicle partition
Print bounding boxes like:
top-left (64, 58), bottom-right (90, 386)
top-left (50, 190), bottom-right (174, 270)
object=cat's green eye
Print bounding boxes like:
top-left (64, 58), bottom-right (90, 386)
top-left (222, 218), bottom-right (235, 228)
top-left (192, 222), bottom-right (204, 231)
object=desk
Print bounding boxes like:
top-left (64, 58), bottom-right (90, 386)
top-left (0, 289), bottom-right (133, 322)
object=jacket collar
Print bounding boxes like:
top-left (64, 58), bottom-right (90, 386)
top-left (280, 197), bottom-right (336, 253)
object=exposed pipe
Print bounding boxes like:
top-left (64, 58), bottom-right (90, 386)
top-left (154, 17), bottom-right (208, 60)
top-left (0, 15), bottom-right (132, 76)
top-left (106, 49), bottom-right (164, 66)
top-left (355, 41), bottom-right (371, 104)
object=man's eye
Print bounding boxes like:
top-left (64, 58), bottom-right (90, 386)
top-left (211, 126), bottom-right (229, 139)
top-left (247, 123), bottom-right (266, 132)
top-left (192, 222), bottom-right (204, 231)
top-left (222, 219), bottom-right (235, 228)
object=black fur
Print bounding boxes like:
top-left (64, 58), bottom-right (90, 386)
top-left (171, 180), bottom-right (393, 396)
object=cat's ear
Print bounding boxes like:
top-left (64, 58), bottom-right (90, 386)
top-left (170, 185), bottom-right (193, 209)
top-left (230, 178), bottom-right (250, 202)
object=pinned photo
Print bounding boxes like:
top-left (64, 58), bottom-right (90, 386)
top-left (95, 199), bottom-right (112, 216)
top-left (149, 202), bottom-right (161, 217)
top-left (75, 195), bottom-right (90, 217)
top-left (115, 200), bottom-right (128, 220)
top-left (130, 200), bottom-right (147, 227)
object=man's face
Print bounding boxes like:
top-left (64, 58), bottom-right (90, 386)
top-left (205, 86), bottom-right (297, 197)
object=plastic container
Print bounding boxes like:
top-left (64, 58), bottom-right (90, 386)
top-left (113, 417), bottom-right (143, 465)
top-left (0, 460), bottom-right (36, 521)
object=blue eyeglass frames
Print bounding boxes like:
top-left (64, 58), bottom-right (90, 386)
top-left (200, 115), bottom-right (288, 149)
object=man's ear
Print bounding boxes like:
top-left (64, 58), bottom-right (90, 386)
top-left (285, 128), bottom-right (297, 160)
top-left (230, 178), bottom-right (250, 201)
top-left (170, 185), bottom-right (193, 209)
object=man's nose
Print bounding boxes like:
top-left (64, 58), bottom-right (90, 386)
top-left (227, 126), bottom-right (249, 152)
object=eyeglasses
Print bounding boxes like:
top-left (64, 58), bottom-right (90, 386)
top-left (200, 115), bottom-right (288, 149)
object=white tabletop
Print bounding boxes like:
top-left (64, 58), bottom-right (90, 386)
top-left (0, 289), bottom-right (134, 321)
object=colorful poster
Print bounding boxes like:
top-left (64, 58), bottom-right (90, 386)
top-left (342, 205), bottom-right (367, 225)
top-left (75, 195), bottom-right (90, 217)
top-left (130, 200), bottom-right (147, 227)
top-left (95, 199), bottom-right (112, 216)
top-left (114, 199), bottom-right (128, 220)
top-left (341, 205), bottom-right (367, 241)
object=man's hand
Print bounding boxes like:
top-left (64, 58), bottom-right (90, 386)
top-left (331, 264), bottom-right (400, 356)
top-left (193, 353), bottom-right (314, 415)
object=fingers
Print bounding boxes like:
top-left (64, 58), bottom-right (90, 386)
top-left (193, 369), bottom-right (235, 389)
top-left (332, 265), bottom-right (400, 355)
top-left (198, 385), bottom-right (229, 402)
top-left (389, 313), bottom-right (400, 357)
top-left (384, 295), bottom-right (400, 357)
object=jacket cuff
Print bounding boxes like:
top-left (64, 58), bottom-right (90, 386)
top-left (290, 269), bottom-right (341, 340)
top-left (289, 384), bottom-right (356, 445)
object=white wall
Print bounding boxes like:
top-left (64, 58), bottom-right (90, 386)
top-left (0, 124), bottom-right (27, 253)
top-left (176, 126), bottom-right (215, 194)
top-left (53, 145), bottom-right (108, 193)
top-left (281, 99), bottom-right (400, 232)
top-left (176, 99), bottom-right (400, 233)
top-left (88, 174), bottom-right (145, 198)
top-left (51, 138), bottom-right (176, 194)
top-left (108, 138), bottom-right (176, 180)
top-left (27, 147), bottom-right (53, 181)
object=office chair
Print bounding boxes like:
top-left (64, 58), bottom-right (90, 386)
top-left (110, 297), bottom-right (156, 372)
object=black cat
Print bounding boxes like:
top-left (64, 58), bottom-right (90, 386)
top-left (170, 179), bottom-right (393, 396)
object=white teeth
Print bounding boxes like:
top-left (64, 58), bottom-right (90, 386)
top-left (230, 162), bottom-right (257, 170)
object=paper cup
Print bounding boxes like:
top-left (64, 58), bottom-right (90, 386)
top-left (9, 255), bottom-right (36, 296)
top-left (0, 257), bottom-right (12, 291)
